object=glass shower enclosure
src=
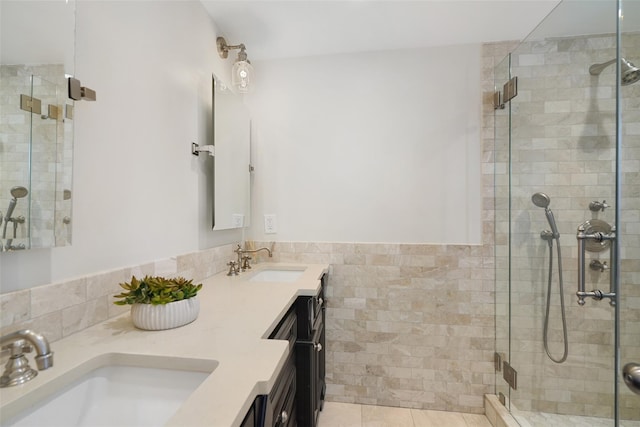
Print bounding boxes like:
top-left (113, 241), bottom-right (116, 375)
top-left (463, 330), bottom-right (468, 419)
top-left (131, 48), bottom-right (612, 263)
top-left (494, 0), bottom-right (640, 426)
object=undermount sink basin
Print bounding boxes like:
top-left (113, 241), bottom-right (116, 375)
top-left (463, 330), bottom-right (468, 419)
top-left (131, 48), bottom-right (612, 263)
top-left (3, 353), bottom-right (217, 427)
top-left (249, 267), bottom-right (306, 282)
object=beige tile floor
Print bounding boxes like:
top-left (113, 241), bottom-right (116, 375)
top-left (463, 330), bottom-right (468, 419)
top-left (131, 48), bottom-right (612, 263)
top-left (318, 402), bottom-right (493, 427)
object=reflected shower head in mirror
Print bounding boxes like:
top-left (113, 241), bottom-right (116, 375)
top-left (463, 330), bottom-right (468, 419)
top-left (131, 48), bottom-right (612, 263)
top-left (589, 58), bottom-right (640, 86)
top-left (532, 192), bottom-right (559, 238)
top-left (3, 186), bottom-right (28, 241)
top-left (5, 186), bottom-right (28, 220)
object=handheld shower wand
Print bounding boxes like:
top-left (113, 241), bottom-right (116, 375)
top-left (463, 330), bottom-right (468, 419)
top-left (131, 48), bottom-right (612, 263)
top-left (2, 187), bottom-right (28, 248)
top-left (532, 192), bottom-right (560, 238)
top-left (532, 192), bottom-right (568, 364)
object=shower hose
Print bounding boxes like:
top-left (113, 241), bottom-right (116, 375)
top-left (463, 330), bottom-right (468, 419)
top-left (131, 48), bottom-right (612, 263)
top-left (543, 237), bottom-right (568, 364)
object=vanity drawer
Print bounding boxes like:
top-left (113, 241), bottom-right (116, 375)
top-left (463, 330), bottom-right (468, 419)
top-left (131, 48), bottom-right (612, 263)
top-left (295, 287), bottom-right (324, 340)
top-left (269, 307), bottom-right (297, 351)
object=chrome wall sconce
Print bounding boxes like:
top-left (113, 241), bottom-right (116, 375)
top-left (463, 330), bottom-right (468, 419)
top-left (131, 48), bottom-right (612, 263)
top-left (216, 36), bottom-right (254, 93)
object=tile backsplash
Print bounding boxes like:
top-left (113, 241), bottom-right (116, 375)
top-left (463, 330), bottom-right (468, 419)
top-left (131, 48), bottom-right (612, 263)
top-left (0, 243), bottom-right (234, 342)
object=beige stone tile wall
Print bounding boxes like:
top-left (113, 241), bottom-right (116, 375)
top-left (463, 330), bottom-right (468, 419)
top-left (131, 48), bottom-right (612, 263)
top-left (261, 242), bottom-right (495, 414)
top-left (0, 243), bottom-right (234, 343)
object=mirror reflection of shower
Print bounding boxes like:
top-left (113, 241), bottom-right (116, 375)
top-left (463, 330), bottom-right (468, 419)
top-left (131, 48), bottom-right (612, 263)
top-left (532, 192), bottom-right (568, 364)
top-left (2, 186), bottom-right (29, 251)
top-left (589, 57), bottom-right (640, 86)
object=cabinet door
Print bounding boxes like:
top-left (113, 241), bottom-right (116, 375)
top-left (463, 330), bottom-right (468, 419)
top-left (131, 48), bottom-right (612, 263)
top-left (295, 320), bottom-right (324, 427)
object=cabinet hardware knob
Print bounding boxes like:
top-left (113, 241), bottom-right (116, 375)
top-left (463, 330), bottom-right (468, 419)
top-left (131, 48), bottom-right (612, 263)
top-left (314, 343), bottom-right (322, 352)
top-left (317, 297), bottom-right (324, 306)
top-left (280, 410), bottom-right (288, 423)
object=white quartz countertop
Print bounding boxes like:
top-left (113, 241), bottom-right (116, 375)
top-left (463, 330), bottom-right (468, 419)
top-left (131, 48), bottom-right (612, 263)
top-left (0, 263), bottom-right (329, 427)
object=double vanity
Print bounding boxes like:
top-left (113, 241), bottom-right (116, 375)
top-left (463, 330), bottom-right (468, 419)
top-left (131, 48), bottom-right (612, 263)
top-left (0, 263), bottom-right (329, 427)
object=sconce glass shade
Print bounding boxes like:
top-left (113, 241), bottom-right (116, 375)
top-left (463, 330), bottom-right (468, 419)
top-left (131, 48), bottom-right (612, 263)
top-left (232, 59), bottom-right (254, 93)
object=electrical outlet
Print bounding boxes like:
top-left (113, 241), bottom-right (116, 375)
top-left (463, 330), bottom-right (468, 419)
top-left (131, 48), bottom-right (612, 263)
top-left (231, 214), bottom-right (244, 228)
top-left (264, 214), bottom-right (277, 234)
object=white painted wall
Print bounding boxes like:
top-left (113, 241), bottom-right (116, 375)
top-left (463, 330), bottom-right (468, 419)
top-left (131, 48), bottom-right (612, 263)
top-left (1, 0), bottom-right (241, 292)
top-left (245, 45), bottom-right (482, 244)
top-left (1, 4), bottom-right (484, 292)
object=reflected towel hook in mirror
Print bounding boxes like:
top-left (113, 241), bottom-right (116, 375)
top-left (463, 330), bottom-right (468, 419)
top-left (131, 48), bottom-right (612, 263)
top-left (68, 77), bottom-right (97, 101)
top-left (216, 36), bottom-right (254, 93)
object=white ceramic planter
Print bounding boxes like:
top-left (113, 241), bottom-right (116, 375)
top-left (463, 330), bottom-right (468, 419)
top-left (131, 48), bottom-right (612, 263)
top-left (130, 297), bottom-right (200, 331)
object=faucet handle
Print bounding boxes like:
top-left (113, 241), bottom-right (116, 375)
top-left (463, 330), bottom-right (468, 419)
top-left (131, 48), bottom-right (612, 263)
top-left (241, 255), bottom-right (252, 271)
top-left (227, 261), bottom-right (239, 276)
top-left (2, 339), bottom-right (33, 356)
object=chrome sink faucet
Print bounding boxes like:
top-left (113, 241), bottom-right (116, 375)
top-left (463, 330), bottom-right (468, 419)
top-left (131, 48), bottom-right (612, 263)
top-left (233, 243), bottom-right (274, 271)
top-left (0, 329), bottom-right (54, 387)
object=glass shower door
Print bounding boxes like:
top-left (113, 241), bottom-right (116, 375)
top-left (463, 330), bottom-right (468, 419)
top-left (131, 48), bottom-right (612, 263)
top-left (619, 1), bottom-right (640, 424)
top-left (496, 0), bottom-right (631, 425)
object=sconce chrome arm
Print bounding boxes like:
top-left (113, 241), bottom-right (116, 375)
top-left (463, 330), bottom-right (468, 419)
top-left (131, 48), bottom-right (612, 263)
top-left (217, 37), bottom-right (245, 59)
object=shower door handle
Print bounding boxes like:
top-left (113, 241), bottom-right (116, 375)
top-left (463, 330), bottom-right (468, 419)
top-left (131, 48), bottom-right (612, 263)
top-left (623, 363), bottom-right (640, 395)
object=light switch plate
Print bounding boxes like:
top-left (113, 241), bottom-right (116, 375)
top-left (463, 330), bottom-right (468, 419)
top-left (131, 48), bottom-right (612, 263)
top-left (264, 214), bottom-right (277, 234)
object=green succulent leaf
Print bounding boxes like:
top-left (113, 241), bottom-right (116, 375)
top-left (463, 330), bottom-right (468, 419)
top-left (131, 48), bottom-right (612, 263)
top-left (113, 275), bottom-right (203, 305)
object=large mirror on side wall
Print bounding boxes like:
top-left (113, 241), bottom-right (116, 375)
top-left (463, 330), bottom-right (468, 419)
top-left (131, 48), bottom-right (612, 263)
top-left (0, 0), bottom-right (75, 252)
top-left (211, 74), bottom-right (251, 230)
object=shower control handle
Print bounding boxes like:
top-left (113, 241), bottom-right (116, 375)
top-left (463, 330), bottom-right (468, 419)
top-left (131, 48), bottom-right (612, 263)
top-left (589, 200), bottom-right (609, 212)
top-left (576, 224), bottom-right (616, 306)
top-left (623, 363), bottom-right (640, 395)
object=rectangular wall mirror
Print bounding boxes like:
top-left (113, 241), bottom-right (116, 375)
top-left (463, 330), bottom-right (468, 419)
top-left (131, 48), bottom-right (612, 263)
top-left (211, 74), bottom-right (251, 230)
top-left (0, 0), bottom-right (75, 251)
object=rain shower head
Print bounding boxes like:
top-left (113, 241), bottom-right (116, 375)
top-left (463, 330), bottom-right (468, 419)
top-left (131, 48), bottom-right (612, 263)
top-left (589, 58), bottom-right (640, 86)
top-left (532, 192), bottom-right (551, 209)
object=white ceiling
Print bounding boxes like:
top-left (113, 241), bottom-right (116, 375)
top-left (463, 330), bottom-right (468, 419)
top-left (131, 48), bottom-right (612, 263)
top-left (199, 0), bottom-right (563, 61)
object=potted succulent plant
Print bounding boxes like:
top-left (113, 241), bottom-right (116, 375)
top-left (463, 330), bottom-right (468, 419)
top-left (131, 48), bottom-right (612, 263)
top-left (114, 275), bottom-right (203, 330)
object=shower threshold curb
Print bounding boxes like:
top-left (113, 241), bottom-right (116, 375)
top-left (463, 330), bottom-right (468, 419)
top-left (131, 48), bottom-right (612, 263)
top-left (484, 394), bottom-right (521, 427)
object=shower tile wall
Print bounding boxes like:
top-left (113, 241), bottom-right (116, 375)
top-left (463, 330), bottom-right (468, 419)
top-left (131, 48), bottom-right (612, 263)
top-left (493, 32), bottom-right (640, 421)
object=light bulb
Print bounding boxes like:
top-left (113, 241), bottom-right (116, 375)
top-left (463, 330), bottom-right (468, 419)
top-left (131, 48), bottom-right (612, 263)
top-left (232, 60), bottom-right (254, 93)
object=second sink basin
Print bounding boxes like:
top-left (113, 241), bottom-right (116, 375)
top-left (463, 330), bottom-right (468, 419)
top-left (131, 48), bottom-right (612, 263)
top-left (3, 353), bottom-right (217, 427)
top-left (249, 267), bottom-right (306, 282)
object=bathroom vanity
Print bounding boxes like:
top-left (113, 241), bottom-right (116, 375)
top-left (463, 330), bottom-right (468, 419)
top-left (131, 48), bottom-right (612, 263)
top-left (0, 263), bottom-right (329, 427)
top-left (241, 271), bottom-right (327, 427)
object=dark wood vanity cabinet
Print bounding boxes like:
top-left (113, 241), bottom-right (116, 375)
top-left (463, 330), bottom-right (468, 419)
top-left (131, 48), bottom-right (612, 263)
top-left (240, 395), bottom-right (267, 427)
top-left (267, 307), bottom-right (298, 427)
top-left (294, 273), bottom-right (327, 427)
top-left (248, 273), bottom-right (327, 427)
